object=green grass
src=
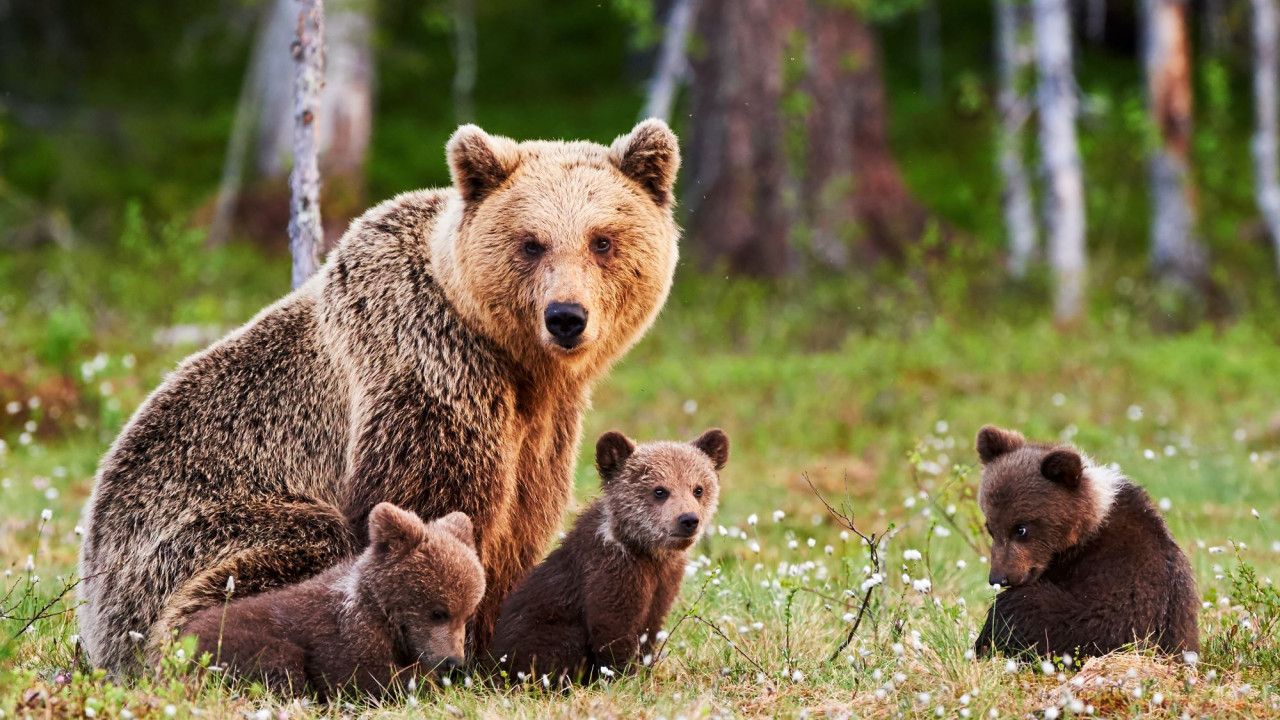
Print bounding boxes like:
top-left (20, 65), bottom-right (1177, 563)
top-left (2, 244), bottom-right (1280, 718)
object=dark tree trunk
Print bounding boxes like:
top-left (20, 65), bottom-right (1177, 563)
top-left (686, 0), bottom-right (926, 277)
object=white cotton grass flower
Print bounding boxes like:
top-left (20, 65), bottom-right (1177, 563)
top-left (40, 508), bottom-right (52, 521)
top-left (1143, 449), bottom-right (1156, 460)
top-left (748, 540), bottom-right (761, 553)
top-left (599, 666), bottom-right (615, 678)
top-left (747, 513), bottom-right (758, 526)
top-left (912, 578), bottom-right (932, 594)
top-left (772, 510), bottom-right (785, 522)
top-left (24, 555), bottom-right (34, 572)
top-left (903, 549), bottom-right (922, 562)
top-left (1043, 707), bottom-right (1059, 720)
top-left (1127, 405), bottom-right (1144, 421)
top-left (253, 710), bottom-right (270, 720)
top-left (163, 705), bottom-right (176, 717)
top-left (226, 575), bottom-right (236, 593)
top-left (1159, 497), bottom-right (1173, 511)
top-left (1183, 651), bottom-right (1199, 665)
top-left (791, 669), bottom-right (804, 682)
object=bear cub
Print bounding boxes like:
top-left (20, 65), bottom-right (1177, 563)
top-left (489, 428), bottom-right (730, 683)
top-left (185, 504), bottom-right (484, 698)
top-left (973, 425), bottom-right (1199, 658)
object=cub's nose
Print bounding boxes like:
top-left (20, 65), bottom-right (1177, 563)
top-left (544, 302), bottom-right (588, 344)
top-left (988, 572), bottom-right (1009, 588)
top-left (677, 512), bottom-right (700, 535)
top-left (439, 656), bottom-right (464, 675)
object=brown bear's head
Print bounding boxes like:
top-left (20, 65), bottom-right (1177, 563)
top-left (975, 425), bottom-right (1124, 588)
top-left (595, 428), bottom-right (729, 552)
top-left (433, 120), bottom-right (681, 381)
top-left (363, 504), bottom-right (485, 673)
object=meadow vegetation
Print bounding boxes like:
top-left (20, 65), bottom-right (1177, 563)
top-left (2, 235), bottom-right (1279, 718)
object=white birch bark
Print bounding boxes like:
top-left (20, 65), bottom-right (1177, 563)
top-left (996, 0), bottom-right (1038, 277)
top-left (1143, 0), bottom-right (1205, 289)
top-left (1252, 0), bottom-right (1280, 275)
top-left (452, 0), bottom-right (478, 124)
top-left (642, 0), bottom-right (699, 122)
top-left (1033, 0), bottom-right (1087, 322)
top-left (289, 0), bottom-right (324, 290)
top-left (321, 0), bottom-right (374, 180)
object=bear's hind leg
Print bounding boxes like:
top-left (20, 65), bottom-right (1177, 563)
top-left (148, 498), bottom-right (354, 656)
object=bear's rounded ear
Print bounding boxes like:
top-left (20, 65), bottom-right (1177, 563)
top-left (691, 428), bottom-right (730, 471)
top-left (976, 425), bottom-right (1026, 464)
top-left (596, 431), bottom-right (637, 483)
top-left (368, 502), bottom-right (427, 555)
top-left (1041, 450), bottom-right (1085, 487)
top-left (610, 118), bottom-right (681, 208)
top-left (433, 511), bottom-right (477, 550)
top-left (447, 124), bottom-right (521, 205)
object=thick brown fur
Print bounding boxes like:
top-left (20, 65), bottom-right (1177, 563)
top-left (973, 426), bottom-right (1200, 658)
top-left (184, 506), bottom-right (483, 698)
top-left (488, 429), bottom-right (729, 683)
top-left (78, 120), bottom-right (682, 674)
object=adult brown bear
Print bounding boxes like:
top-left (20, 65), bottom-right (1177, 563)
top-left (78, 120), bottom-right (681, 674)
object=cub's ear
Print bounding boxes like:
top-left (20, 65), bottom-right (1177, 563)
top-left (596, 431), bottom-right (637, 483)
top-left (610, 118), bottom-right (681, 208)
top-left (447, 124), bottom-right (521, 205)
top-left (691, 428), bottom-right (730, 471)
top-left (1041, 449), bottom-right (1084, 487)
top-left (368, 502), bottom-right (427, 555)
top-left (432, 511), bottom-right (476, 550)
top-left (976, 425), bottom-right (1026, 464)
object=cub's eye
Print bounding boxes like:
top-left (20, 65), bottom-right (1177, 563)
top-left (522, 238), bottom-right (545, 257)
top-left (591, 235), bottom-right (612, 254)
top-left (693, 486), bottom-right (703, 498)
top-left (653, 487), bottom-right (668, 500)
top-left (430, 608), bottom-right (450, 623)
top-left (1013, 524), bottom-right (1028, 540)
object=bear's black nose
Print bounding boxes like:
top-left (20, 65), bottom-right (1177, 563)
top-left (440, 656), bottom-right (464, 675)
top-left (545, 302), bottom-right (588, 344)
top-left (988, 572), bottom-right (1009, 588)
top-left (677, 512), bottom-right (700, 534)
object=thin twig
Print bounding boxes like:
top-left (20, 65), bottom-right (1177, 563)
top-left (688, 614), bottom-right (770, 678)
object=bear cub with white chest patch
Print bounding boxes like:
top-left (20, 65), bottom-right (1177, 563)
top-left (973, 425), bottom-right (1199, 658)
top-left (489, 428), bottom-right (729, 683)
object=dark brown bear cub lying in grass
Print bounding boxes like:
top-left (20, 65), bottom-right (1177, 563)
top-left (185, 504), bottom-right (484, 698)
top-left (973, 425), bottom-right (1199, 658)
top-left (489, 428), bottom-right (729, 684)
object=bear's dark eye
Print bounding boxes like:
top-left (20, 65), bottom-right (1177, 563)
top-left (430, 608), bottom-right (450, 624)
top-left (693, 486), bottom-right (703, 498)
top-left (522, 238), bottom-right (546, 258)
top-left (1013, 524), bottom-right (1028, 540)
top-left (653, 487), bottom-right (668, 500)
top-left (591, 235), bottom-right (612, 254)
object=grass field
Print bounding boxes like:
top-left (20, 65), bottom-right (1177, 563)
top-left (2, 249), bottom-right (1280, 719)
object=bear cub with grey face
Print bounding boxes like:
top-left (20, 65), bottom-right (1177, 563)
top-left (973, 425), bottom-right (1199, 658)
top-left (489, 428), bottom-right (729, 683)
top-left (184, 504), bottom-right (484, 698)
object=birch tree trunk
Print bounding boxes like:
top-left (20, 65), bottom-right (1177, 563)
top-left (1033, 0), bottom-right (1087, 322)
top-left (642, 0), bottom-right (699, 122)
top-left (289, 0), bottom-right (324, 290)
top-left (1143, 0), bottom-right (1206, 290)
top-left (452, 0), bottom-right (478, 124)
top-left (1252, 0), bottom-right (1280, 275)
top-left (996, 0), bottom-right (1038, 277)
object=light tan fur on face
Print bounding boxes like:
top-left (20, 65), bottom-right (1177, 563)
top-left (431, 121), bottom-right (681, 385)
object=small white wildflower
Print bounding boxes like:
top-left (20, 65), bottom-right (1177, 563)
top-left (935, 526), bottom-right (951, 537)
top-left (1252, 508), bottom-right (1261, 519)
top-left (254, 710), bottom-right (270, 720)
top-left (84, 709), bottom-right (95, 718)
top-left (121, 710), bottom-right (135, 720)
top-left (935, 420), bottom-right (949, 433)
top-left (18, 433), bottom-right (32, 446)
top-left (1068, 699), bottom-right (1084, 713)
top-left (747, 513), bottom-right (758, 526)
top-left (989, 710), bottom-right (999, 719)
top-left (824, 544), bottom-right (834, 555)
top-left (1043, 707), bottom-right (1059, 720)
top-left (772, 510), bottom-right (785, 522)
top-left (964, 649), bottom-right (975, 661)
top-left (682, 399), bottom-right (697, 415)
top-left (1234, 428), bottom-right (1248, 442)
top-left (1052, 393), bottom-right (1066, 406)
top-left (912, 578), bottom-right (932, 594)
top-left (748, 540), bottom-right (761, 553)
top-left (226, 575), bottom-right (236, 593)
top-left (1159, 497), bottom-right (1172, 511)
top-left (656, 630), bottom-right (669, 642)
top-left (128, 631), bottom-right (144, 643)
top-left (903, 549), bottom-right (922, 562)
top-left (74, 526), bottom-right (85, 536)
top-left (840, 530), bottom-right (850, 542)
top-left (904, 496), bottom-right (917, 508)
top-left (787, 539), bottom-right (798, 550)
top-left (164, 706), bottom-right (177, 718)
top-left (1164, 445), bottom-right (1176, 457)
top-left (892, 643), bottom-right (904, 657)
top-left (599, 666), bottom-right (615, 678)
top-left (40, 508), bottom-right (52, 521)
top-left (1127, 405), bottom-right (1144, 421)
top-left (842, 612), bottom-right (855, 623)
top-left (791, 669), bottom-right (804, 682)
top-left (1183, 651), bottom-right (1199, 665)
top-left (1143, 448), bottom-right (1156, 460)
top-left (23, 555), bottom-right (34, 572)
top-left (1005, 660), bottom-right (1018, 673)
top-left (5, 401), bottom-right (20, 414)
top-left (1152, 692), bottom-right (1164, 706)
top-left (917, 692), bottom-right (931, 704)
top-left (1040, 660), bottom-right (1054, 675)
